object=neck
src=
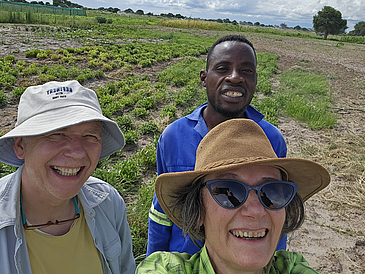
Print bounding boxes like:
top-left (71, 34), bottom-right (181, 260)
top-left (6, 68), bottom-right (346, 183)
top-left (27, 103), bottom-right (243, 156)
top-left (20, 184), bottom-right (77, 236)
top-left (202, 104), bottom-right (248, 131)
top-left (205, 244), bottom-right (264, 274)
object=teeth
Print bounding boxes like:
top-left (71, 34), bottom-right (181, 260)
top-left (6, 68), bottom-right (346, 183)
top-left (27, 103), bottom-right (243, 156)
top-left (232, 230), bottom-right (266, 239)
top-left (224, 91), bottom-right (242, 97)
top-left (53, 166), bottom-right (81, 176)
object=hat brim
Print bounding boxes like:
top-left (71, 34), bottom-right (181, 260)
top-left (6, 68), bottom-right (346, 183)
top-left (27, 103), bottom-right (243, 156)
top-left (0, 105), bottom-right (125, 166)
top-left (155, 157), bottom-right (330, 229)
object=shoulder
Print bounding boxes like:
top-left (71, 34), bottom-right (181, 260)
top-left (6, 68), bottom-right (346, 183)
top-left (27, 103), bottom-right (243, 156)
top-left (0, 172), bottom-right (15, 192)
top-left (83, 176), bottom-right (120, 195)
top-left (246, 106), bottom-right (283, 136)
top-left (160, 103), bottom-right (205, 138)
top-left (81, 176), bottom-right (125, 208)
top-left (0, 169), bottom-right (20, 196)
top-left (161, 116), bottom-right (195, 137)
top-left (136, 251), bottom-right (194, 274)
top-left (256, 119), bottom-right (283, 136)
top-left (272, 251), bottom-right (319, 273)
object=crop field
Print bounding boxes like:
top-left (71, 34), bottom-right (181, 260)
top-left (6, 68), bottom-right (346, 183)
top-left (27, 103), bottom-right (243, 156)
top-left (0, 10), bottom-right (365, 272)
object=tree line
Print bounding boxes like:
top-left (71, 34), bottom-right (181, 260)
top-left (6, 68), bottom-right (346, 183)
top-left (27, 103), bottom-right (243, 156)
top-left (3, 0), bottom-right (365, 39)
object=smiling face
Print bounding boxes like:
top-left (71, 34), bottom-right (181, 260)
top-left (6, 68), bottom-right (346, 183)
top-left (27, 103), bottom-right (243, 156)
top-left (201, 40), bottom-right (257, 121)
top-left (202, 165), bottom-right (285, 274)
top-left (14, 121), bottom-right (102, 202)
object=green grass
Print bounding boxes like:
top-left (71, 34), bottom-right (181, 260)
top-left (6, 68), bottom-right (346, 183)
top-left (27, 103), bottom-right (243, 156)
top-left (127, 177), bottom-right (155, 262)
top-left (256, 52), bottom-right (279, 94)
top-left (0, 162), bottom-right (17, 177)
top-left (252, 65), bottom-right (337, 129)
top-left (157, 57), bottom-right (205, 87)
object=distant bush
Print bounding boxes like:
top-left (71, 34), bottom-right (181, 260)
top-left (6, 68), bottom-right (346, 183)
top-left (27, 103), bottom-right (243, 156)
top-left (96, 16), bottom-right (107, 24)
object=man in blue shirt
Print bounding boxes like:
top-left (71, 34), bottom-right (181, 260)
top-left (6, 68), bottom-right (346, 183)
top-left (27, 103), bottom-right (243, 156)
top-left (147, 34), bottom-right (287, 256)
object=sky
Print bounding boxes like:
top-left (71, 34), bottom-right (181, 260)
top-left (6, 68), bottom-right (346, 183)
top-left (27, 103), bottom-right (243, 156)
top-left (72, 0), bottom-right (364, 32)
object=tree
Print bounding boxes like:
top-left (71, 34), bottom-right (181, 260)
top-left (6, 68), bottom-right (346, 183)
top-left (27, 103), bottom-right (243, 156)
top-left (294, 25), bottom-right (302, 31)
top-left (348, 21), bottom-right (365, 36)
top-left (135, 9), bottom-right (144, 15)
top-left (313, 6), bottom-right (347, 40)
top-left (280, 23), bottom-right (287, 29)
top-left (124, 8), bottom-right (134, 13)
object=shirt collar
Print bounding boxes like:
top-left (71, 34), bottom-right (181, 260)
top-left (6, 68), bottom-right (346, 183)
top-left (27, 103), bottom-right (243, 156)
top-left (185, 103), bottom-right (264, 137)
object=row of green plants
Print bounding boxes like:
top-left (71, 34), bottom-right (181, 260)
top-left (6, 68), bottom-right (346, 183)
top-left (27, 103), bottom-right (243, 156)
top-left (0, 39), bottom-right (210, 95)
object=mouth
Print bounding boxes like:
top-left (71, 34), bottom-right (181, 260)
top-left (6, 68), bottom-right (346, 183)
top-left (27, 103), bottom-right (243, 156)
top-left (223, 91), bottom-right (243, 98)
top-left (51, 166), bottom-right (83, 176)
top-left (230, 229), bottom-right (268, 240)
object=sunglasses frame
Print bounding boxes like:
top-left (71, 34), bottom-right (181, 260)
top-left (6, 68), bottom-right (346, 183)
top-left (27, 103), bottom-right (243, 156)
top-left (204, 179), bottom-right (298, 211)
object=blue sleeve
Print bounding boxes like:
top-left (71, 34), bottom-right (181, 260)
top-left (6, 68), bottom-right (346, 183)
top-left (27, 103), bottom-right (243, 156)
top-left (277, 234), bottom-right (287, 251)
top-left (156, 135), bottom-right (167, 176)
top-left (257, 119), bottom-right (287, 158)
top-left (146, 194), bottom-right (172, 256)
top-left (147, 135), bottom-right (172, 256)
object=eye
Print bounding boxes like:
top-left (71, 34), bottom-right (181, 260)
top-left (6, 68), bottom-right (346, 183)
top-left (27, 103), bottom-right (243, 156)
top-left (84, 134), bottom-right (101, 143)
top-left (215, 65), bottom-right (229, 72)
top-left (242, 68), bottom-right (255, 74)
top-left (47, 132), bottom-right (67, 141)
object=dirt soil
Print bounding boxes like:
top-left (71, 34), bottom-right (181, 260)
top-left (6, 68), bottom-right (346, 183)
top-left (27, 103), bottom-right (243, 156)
top-left (1, 24), bottom-right (365, 273)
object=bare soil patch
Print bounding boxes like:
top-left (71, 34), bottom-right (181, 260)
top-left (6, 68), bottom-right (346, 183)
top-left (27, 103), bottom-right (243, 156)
top-left (1, 25), bottom-right (365, 272)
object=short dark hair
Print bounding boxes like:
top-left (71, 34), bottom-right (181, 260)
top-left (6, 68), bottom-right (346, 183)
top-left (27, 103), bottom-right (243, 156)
top-left (172, 173), bottom-right (305, 242)
top-left (206, 34), bottom-right (256, 70)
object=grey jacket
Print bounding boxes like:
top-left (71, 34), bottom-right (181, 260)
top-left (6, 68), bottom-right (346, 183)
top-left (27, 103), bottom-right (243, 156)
top-left (0, 166), bottom-right (135, 274)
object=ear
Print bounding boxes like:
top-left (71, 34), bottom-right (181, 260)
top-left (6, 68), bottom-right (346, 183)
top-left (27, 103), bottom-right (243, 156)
top-left (200, 69), bottom-right (207, 87)
top-left (199, 217), bottom-right (204, 227)
top-left (13, 137), bottom-right (26, 160)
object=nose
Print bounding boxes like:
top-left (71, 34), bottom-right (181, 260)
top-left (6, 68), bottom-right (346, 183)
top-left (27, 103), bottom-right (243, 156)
top-left (63, 136), bottom-right (87, 159)
top-left (239, 190), bottom-right (266, 217)
top-left (226, 68), bottom-right (243, 83)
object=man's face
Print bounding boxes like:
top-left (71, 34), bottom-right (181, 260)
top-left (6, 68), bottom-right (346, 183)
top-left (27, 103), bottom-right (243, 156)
top-left (14, 121), bottom-right (102, 201)
top-left (202, 165), bottom-right (285, 273)
top-left (201, 41), bottom-right (257, 118)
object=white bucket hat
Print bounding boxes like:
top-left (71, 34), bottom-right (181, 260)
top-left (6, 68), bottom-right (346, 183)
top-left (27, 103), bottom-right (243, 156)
top-left (0, 80), bottom-right (125, 166)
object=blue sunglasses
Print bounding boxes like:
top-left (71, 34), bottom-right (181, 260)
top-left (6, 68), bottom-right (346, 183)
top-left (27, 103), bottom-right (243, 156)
top-left (204, 179), bottom-right (298, 210)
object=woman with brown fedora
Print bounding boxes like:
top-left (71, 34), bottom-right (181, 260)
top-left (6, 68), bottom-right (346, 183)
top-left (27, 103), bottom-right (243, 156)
top-left (137, 118), bottom-right (330, 274)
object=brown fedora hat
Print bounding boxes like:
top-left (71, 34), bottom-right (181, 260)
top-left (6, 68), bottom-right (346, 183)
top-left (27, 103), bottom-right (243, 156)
top-left (155, 118), bottom-right (330, 228)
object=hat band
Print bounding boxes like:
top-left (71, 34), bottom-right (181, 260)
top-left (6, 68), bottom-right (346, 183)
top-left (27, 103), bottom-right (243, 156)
top-left (199, 157), bottom-right (272, 171)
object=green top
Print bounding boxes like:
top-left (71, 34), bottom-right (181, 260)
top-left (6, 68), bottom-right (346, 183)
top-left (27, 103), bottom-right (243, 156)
top-left (136, 245), bottom-right (319, 274)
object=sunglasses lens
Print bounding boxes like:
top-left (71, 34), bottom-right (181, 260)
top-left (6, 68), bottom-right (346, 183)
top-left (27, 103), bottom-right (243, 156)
top-left (208, 180), bottom-right (247, 209)
top-left (260, 182), bottom-right (296, 209)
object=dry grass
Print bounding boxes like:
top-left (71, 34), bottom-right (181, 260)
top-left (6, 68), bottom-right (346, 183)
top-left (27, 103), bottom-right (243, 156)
top-left (319, 176), bottom-right (365, 211)
top-left (289, 129), bottom-right (365, 230)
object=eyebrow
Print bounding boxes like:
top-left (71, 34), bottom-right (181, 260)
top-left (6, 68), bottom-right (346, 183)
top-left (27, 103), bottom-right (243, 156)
top-left (55, 125), bottom-right (102, 135)
top-left (85, 127), bottom-right (102, 135)
top-left (212, 60), bottom-right (256, 68)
